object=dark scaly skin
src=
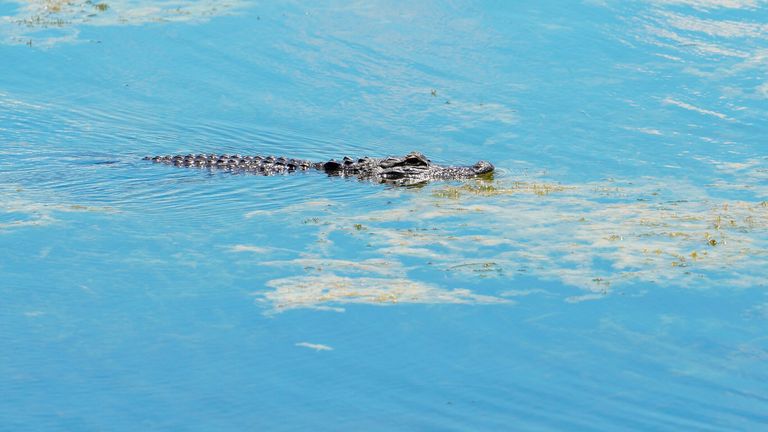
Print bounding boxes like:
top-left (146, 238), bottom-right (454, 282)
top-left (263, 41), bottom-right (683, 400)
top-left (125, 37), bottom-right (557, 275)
top-left (143, 151), bottom-right (494, 186)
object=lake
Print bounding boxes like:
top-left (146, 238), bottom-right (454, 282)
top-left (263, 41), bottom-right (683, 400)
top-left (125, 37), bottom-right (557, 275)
top-left (1, 0), bottom-right (767, 430)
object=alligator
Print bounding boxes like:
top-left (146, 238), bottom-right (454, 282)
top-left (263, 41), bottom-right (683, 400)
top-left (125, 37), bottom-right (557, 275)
top-left (143, 151), bottom-right (494, 186)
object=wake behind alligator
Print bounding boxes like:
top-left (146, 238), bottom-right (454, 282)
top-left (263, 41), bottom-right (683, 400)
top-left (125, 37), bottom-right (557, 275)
top-left (144, 151), bottom-right (494, 186)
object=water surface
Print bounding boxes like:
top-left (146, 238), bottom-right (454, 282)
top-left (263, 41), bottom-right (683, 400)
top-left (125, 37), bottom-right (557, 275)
top-left (2, 0), bottom-right (768, 430)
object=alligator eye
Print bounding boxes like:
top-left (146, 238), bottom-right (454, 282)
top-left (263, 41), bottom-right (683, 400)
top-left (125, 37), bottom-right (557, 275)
top-left (403, 152), bottom-right (430, 167)
top-left (404, 157), bottom-right (429, 166)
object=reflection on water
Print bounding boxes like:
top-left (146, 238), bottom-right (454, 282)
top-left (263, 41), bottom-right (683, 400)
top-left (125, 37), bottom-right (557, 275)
top-left (650, 0), bottom-right (761, 10)
top-left (627, 0), bottom-right (768, 105)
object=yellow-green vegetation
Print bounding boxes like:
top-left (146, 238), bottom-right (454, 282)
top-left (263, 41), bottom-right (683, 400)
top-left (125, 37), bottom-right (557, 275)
top-left (634, 200), bottom-right (768, 269)
top-left (447, 262), bottom-right (502, 277)
top-left (592, 185), bottom-right (624, 196)
top-left (432, 188), bottom-right (461, 199)
top-left (261, 274), bottom-right (507, 312)
top-left (253, 172), bottom-right (768, 311)
top-left (16, 15), bottom-right (70, 26)
top-left (7, 0), bottom-right (245, 46)
top-left (432, 180), bottom-right (570, 199)
top-left (0, 191), bottom-right (116, 231)
top-left (66, 203), bottom-right (116, 213)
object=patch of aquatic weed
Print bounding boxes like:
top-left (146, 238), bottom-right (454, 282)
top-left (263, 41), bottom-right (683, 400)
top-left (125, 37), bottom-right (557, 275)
top-left (253, 176), bottom-right (768, 307)
top-left (446, 261), bottom-right (504, 278)
top-left (259, 258), bottom-right (407, 278)
top-left (255, 274), bottom-right (510, 314)
top-left (705, 156), bottom-right (768, 199)
top-left (2, 0), bottom-right (248, 46)
top-left (0, 185), bottom-right (116, 231)
top-left (431, 179), bottom-right (571, 199)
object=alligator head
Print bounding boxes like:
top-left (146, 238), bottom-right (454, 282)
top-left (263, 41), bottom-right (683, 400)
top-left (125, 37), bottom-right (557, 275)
top-left (323, 151), bottom-right (494, 186)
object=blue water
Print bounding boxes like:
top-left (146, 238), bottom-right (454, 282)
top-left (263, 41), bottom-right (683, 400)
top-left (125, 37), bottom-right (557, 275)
top-left (2, 1), bottom-right (768, 430)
